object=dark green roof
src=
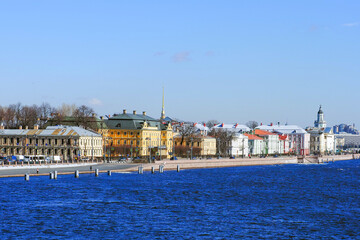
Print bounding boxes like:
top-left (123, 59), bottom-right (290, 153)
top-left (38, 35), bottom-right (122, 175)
top-left (105, 113), bottom-right (161, 130)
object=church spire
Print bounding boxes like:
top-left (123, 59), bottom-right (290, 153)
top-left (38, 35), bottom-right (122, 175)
top-left (160, 87), bottom-right (165, 120)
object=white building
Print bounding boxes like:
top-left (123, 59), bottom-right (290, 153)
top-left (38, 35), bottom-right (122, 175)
top-left (210, 123), bottom-right (250, 157)
top-left (256, 124), bottom-right (310, 155)
top-left (254, 129), bottom-right (281, 155)
top-left (227, 133), bottom-right (249, 157)
top-left (306, 106), bottom-right (336, 155)
top-left (244, 133), bottom-right (264, 156)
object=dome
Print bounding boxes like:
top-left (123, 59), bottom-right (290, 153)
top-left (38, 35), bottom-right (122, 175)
top-left (318, 105), bottom-right (323, 114)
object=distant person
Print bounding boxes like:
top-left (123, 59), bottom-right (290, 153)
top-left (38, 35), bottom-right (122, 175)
top-left (36, 168), bottom-right (39, 174)
top-left (90, 166), bottom-right (93, 171)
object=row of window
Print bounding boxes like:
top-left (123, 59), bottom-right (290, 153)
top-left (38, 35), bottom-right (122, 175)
top-left (4, 148), bottom-right (75, 155)
top-left (0, 138), bottom-right (77, 146)
top-left (80, 139), bottom-right (102, 146)
top-left (110, 140), bottom-right (171, 146)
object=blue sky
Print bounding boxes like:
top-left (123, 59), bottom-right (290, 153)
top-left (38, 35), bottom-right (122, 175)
top-left (0, 1), bottom-right (359, 128)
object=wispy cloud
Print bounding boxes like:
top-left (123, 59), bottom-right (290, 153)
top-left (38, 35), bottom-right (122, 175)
top-left (205, 51), bottom-right (214, 57)
top-left (89, 98), bottom-right (102, 106)
top-left (172, 51), bottom-right (190, 62)
top-left (309, 25), bottom-right (319, 32)
top-left (154, 51), bottom-right (166, 56)
top-left (342, 22), bottom-right (360, 27)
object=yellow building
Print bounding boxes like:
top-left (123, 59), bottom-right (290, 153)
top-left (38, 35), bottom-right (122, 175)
top-left (104, 110), bottom-right (173, 160)
top-left (174, 134), bottom-right (216, 158)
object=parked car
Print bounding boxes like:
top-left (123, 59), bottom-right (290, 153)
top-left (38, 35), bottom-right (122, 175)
top-left (0, 156), bottom-right (7, 164)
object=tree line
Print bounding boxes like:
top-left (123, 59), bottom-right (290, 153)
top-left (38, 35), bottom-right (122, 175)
top-left (0, 103), bottom-right (95, 129)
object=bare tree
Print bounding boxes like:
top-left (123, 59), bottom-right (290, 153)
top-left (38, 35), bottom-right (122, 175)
top-left (246, 121), bottom-right (259, 130)
top-left (4, 104), bottom-right (19, 128)
top-left (177, 123), bottom-right (198, 145)
top-left (38, 102), bottom-right (56, 128)
top-left (208, 128), bottom-right (235, 157)
top-left (0, 106), bottom-right (5, 124)
top-left (73, 105), bottom-right (96, 129)
top-left (18, 104), bottom-right (40, 128)
top-left (205, 120), bottom-right (220, 128)
top-left (57, 103), bottom-right (77, 117)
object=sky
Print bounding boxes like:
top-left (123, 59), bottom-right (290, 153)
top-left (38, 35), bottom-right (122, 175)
top-left (0, 1), bottom-right (359, 128)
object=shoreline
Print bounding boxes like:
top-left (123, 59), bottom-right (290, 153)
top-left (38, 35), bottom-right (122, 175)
top-left (0, 154), bottom-right (358, 178)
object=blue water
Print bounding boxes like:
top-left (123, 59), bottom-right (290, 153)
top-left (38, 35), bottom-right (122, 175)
top-left (1, 160), bottom-right (360, 239)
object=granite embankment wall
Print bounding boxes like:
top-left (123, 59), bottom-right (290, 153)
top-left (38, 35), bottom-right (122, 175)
top-left (131, 157), bottom-right (298, 172)
top-left (300, 154), bottom-right (360, 164)
top-left (129, 154), bottom-right (359, 172)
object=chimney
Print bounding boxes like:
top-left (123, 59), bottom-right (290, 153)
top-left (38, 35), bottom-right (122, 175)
top-left (133, 110), bottom-right (137, 115)
top-left (123, 109), bottom-right (127, 114)
top-left (19, 126), bottom-right (22, 130)
top-left (34, 124), bottom-right (39, 130)
top-left (25, 126), bottom-right (28, 130)
top-left (143, 111), bottom-right (146, 116)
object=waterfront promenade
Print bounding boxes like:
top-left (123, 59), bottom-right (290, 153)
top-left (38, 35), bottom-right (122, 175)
top-left (0, 154), bottom-right (358, 178)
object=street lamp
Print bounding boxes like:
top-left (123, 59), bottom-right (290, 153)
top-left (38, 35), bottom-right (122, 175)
top-left (33, 134), bottom-right (38, 162)
top-left (146, 137), bottom-right (152, 163)
top-left (190, 137), bottom-right (193, 160)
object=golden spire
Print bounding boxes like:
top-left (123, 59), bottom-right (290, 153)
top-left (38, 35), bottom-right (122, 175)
top-left (161, 86), bottom-right (165, 120)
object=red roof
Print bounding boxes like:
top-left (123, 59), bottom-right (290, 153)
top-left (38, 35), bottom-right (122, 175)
top-left (279, 135), bottom-right (287, 141)
top-left (244, 133), bottom-right (263, 140)
top-left (254, 129), bottom-right (277, 136)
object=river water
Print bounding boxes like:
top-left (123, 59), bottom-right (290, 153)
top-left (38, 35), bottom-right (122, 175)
top-left (1, 160), bottom-right (360, 239)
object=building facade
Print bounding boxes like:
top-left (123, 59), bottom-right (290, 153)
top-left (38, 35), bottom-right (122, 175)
top-left (254, 129), bottom-right (281, 155)
top-left (174, 135), bottom-right (216, 158)
top-left (256, 124), bottom-right (310, 155)
top-left (227, 133), bottom-right (249, 157)
top-left (0, 125), bottom-right (103, 160)
top-left (306, 106), bottom-right (336, 155)
top-left (244, 133), bottom-right (264, 156)
top-left (104, 110), bottom-right (173, 159)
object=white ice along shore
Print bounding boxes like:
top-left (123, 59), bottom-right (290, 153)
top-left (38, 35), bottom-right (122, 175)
top-left (0, 163), bottom-right (97, 171)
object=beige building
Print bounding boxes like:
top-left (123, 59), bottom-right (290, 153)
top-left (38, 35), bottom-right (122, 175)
top-left (174, 135), bottom-right (216, 158)
top-left (0, 124), bottom-right (103, 161)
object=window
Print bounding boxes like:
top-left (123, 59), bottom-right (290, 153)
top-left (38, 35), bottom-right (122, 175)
top-left (124, 140), bottom-right (127, 145)
top-left (130, 132), bottom-right (133, 135)
top-left (117, 132), bottom-right (120, 135)
top-left (116, 123), bottom-right (121, 128)
top-left (124, 132), bottom-right (127, 135)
